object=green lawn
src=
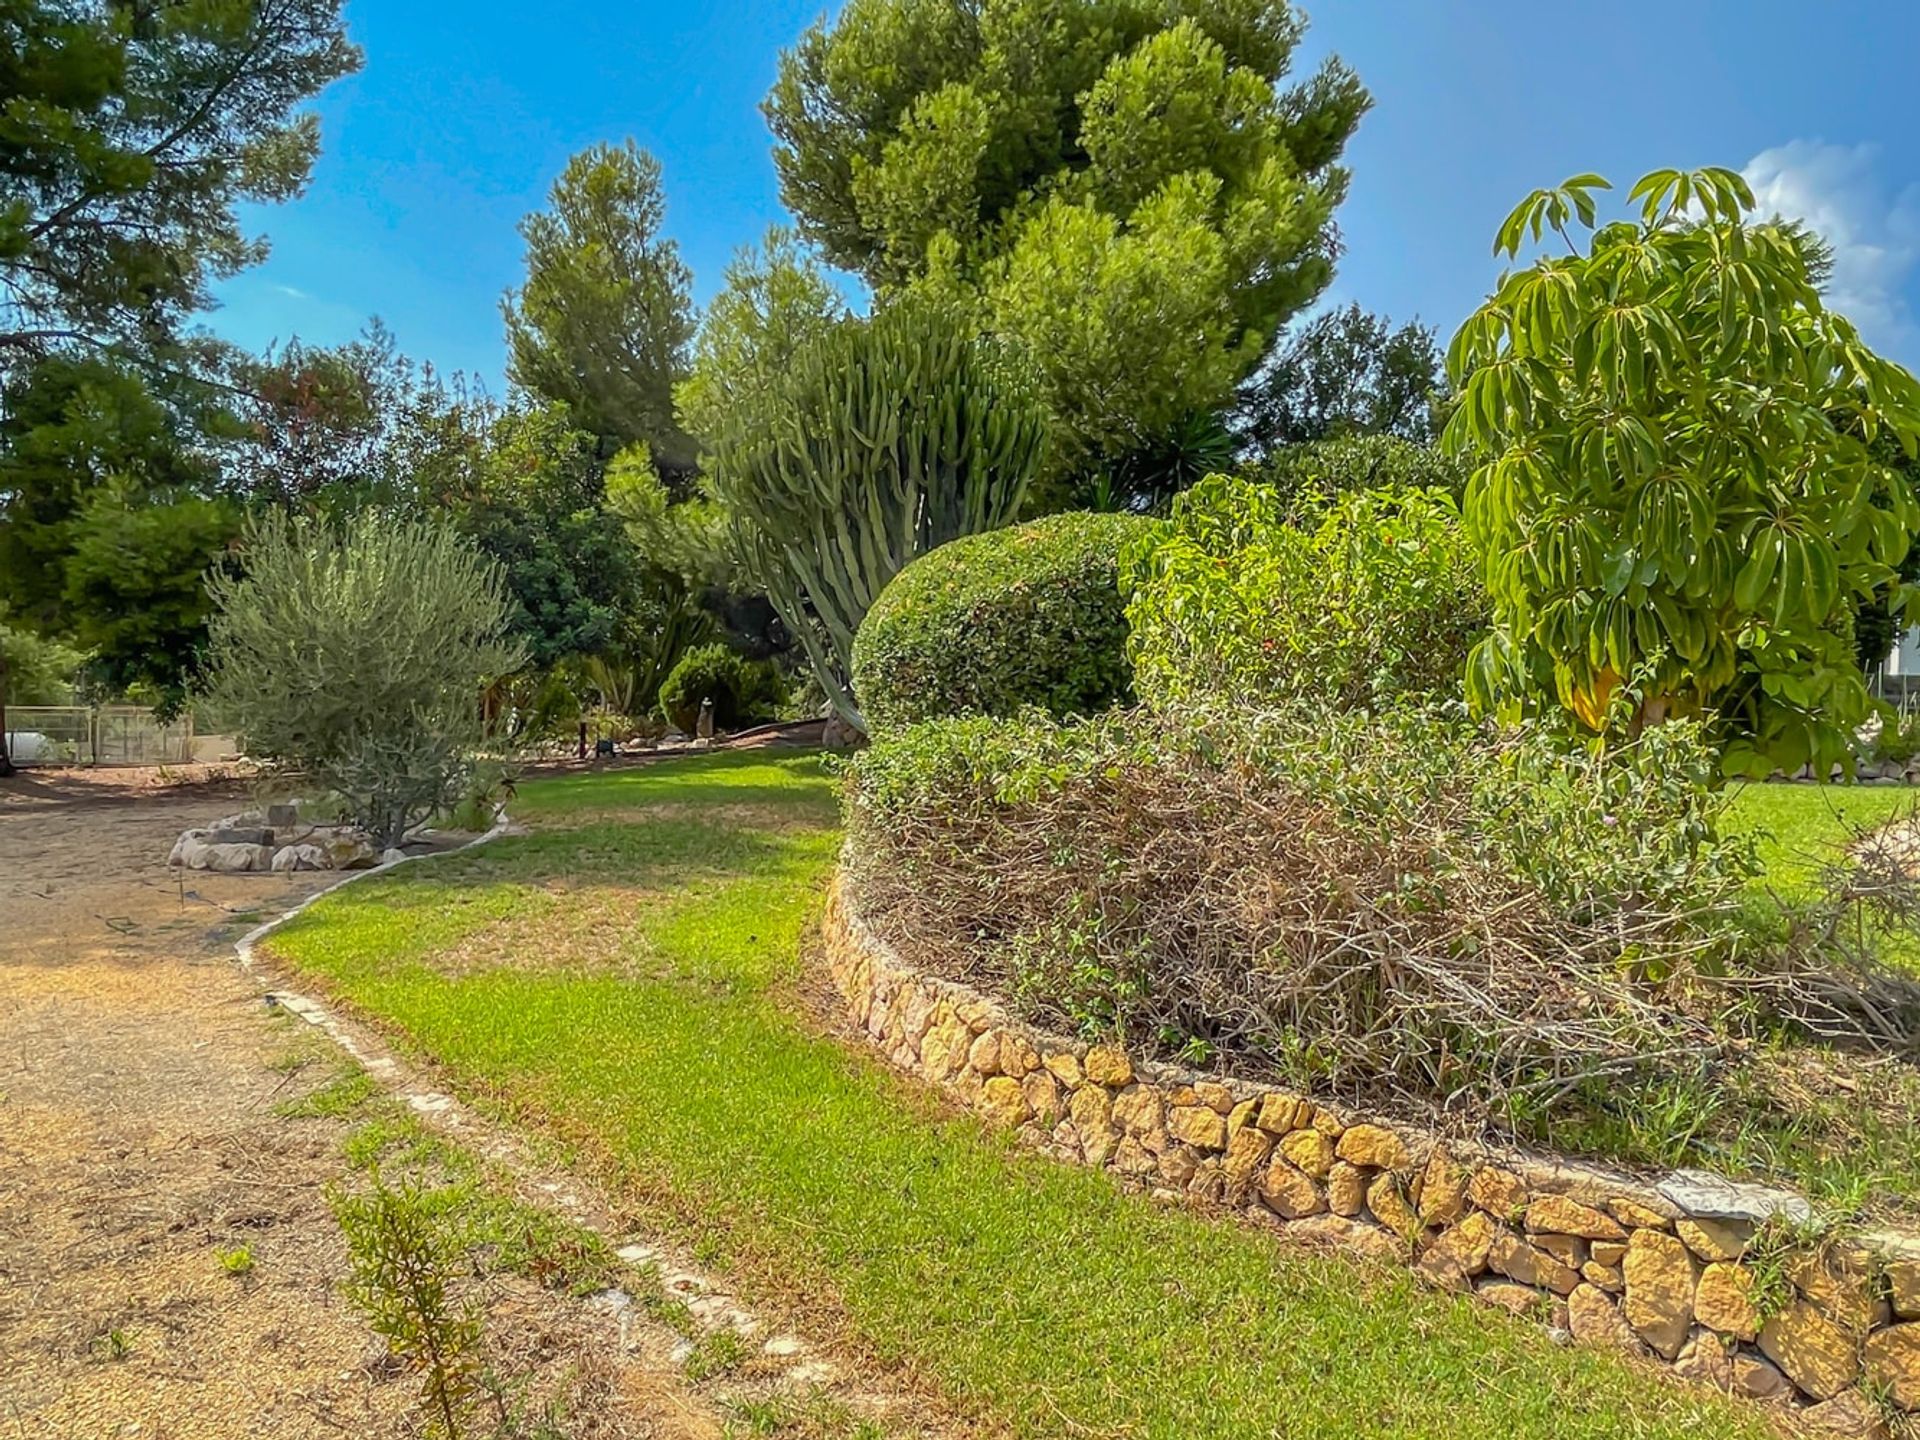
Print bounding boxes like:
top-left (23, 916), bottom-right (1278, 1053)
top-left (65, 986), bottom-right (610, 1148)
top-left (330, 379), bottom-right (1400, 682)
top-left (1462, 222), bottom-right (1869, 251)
top-left (266, 751), bottom-right (1774, 1440)
top-left (1723, 779), bottom-right (1920, 901)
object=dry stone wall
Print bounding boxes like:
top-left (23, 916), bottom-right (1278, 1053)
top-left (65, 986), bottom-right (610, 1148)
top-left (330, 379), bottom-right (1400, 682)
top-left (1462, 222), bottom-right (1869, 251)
top-left (824, 873), bottom-right (1920, 1437)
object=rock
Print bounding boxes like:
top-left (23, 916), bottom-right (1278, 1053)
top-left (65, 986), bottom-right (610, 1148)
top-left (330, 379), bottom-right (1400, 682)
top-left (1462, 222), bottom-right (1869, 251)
top-left (1279, 1129), bottom-right (1336, 1180)
top-left (1255, 1093), bottom-right (1307, 1134)
top-left (1084, 1045), bottom-right (1133, 1088)
top-left (1534, 1233), bottom-right (1587, 1268)
top-left (266, 803), bottom-right (300, 828)
top-left (1730, 1352), bottom-right (1793, 1402)
top-left (1420, 1148), bottom-right (1470, 1227)
top-left (1326, 1162), bottom-right (1367, 1218)
top-left (1490, 1230), bottom-right (1580, 1295)
top-left (966, 1031), bottom-right (1002, 1076)
top-left (920, 1010), bottom-right (972, 1081)
top-left (1580, 1261), bottom-right (1623, 1293)
top-left (1622, 1230), bottom-right (1699, 1360)
top-left (176, 838), bottom-right (276, 872)
top-left (1478, 1280), bottom-right (1549, 1319)
top-left (316, 830), bottom-right (380, 871)
top-left (1226, 1098), bottom-right (1260, 1142)
top-left (1193, 1081), bottom-right (1234, 1114)
top-left (1590, 1240), bottom-right (1628, 1268)
top-left (1112, 1085), bottom-right (1164, 1138)
top-left (1676, 1217), bottom-right (1752, 1264)
top-left (1289, 1214), bottom-right (1403, 1265)
top-left (1803, 1389), bottom-right (1891, 1437)
top-left (979, 1077), bottom-right (1029, 1129)
top-left (1261, 1158), bottom-right (1326, 1220)
top-left (1113, 1137), bottom-right (1156, 1176)
top-left (1366, 1174), bottom-right (1421, 1243)
top-left (1187, 1159), bottom-right (1227, 1204)
top-left (999, 1033), bottom-right (1040, 1078)
top-left (1308, 1107), bottom-right (1345, 1140)
top-left (1069, 1087), bottom-right (1117, 1167)
top-left (1607, 1195), bottom-right (1677, 1230)
top-left (1469, 1167), bottom-right (1529, 1221)
top-left (1044, 1052), bottom-right (1084, 1089)
top-left (1221, 1126), bottom-right (1274, 1203)
top-left (379, 847), bottom-right (408, 865)
top-left (1167, 1105), bottom-right (1227, 1151)
top-left (1759, 1300), bottom-right (1861, 1401)
top-left (1890, 1260), bottom-right (1920, 1321)
top-left (1566, 1283), bottom-right (1641, 1352)
top-left (1864, 1322), bottom-right (1920, 1410)
top-left (1022, 1070), bottom-right (1063, 1128)
top-left (821, 714), bottom-right (861, 751)
top-left (1418, 1211), bottom-right (1496, 1289)
top-left (270, 843), bottom-right (331, 873)
top-left (1790, 1249), bottom-right (1876, 1332)
top-left (1525, 1195), bottom-right (1626, 1242)
top-left (1673, 1329), bottom-right (1735, 1389)
top-left (1658, 1170), bottom-right (1813, 1225)
top-left (207, 825), bottom-right (275, 847)
top-left (1692, 1262), bottom-right (1760, 1342)
top-left (1336, 1124), bottom-right (1409, 1171)
top-left (1157, 1145), bottom-right (1199, 1189)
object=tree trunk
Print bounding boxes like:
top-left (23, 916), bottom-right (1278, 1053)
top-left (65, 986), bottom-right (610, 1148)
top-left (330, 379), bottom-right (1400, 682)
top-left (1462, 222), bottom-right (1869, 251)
top-left (0, 645), bottom-right (14, 778)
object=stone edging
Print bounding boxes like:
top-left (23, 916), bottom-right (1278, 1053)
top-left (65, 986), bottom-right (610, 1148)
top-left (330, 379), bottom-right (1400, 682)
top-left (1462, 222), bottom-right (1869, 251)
top-left (823, 871), bottom-right (1920, 1436)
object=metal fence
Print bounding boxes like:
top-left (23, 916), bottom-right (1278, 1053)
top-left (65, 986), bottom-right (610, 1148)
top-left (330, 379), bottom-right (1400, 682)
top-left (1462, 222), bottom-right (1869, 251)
top-left (5, 705), bottom-right (197, 768)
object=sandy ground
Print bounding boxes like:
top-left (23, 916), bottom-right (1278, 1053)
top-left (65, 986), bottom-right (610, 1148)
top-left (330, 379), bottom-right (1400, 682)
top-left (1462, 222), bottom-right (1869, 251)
top-left (0, 777), bottom-right (734, 1440)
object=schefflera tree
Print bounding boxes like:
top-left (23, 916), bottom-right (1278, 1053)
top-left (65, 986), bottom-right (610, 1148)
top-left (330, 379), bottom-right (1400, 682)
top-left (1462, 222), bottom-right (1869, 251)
top-left (1447, 166), bottom-right (1920, 778)
top-left (707, 297), bottom-right (1048, 731)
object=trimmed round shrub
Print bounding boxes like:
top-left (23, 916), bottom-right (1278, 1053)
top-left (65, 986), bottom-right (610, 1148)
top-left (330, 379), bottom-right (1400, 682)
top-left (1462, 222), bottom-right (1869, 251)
top-left (659, 643), bottom-right (785, 734)
top-left (853, 512), bottom-right (1156, 735)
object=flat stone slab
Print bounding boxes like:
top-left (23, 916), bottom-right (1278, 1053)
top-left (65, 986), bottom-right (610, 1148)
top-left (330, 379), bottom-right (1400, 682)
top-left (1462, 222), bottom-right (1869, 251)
top-left (1658, 1169), bottom-right (1814, 1225)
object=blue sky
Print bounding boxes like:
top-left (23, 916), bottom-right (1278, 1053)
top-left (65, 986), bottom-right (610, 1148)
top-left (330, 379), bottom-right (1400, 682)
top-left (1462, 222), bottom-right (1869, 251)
top-left (210, 1), bottom-right (1920, 389)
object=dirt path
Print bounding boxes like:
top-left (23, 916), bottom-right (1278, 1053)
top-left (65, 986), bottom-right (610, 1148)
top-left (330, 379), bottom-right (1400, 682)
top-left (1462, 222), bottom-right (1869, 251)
top-left (0, 783), bottom-right (735, 1440)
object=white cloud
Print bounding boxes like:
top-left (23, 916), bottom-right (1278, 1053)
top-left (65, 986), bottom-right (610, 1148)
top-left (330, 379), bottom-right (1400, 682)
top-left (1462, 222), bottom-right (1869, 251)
top-left (1742, 140), bottom-right (1920, 358)
top-left (270, 283), bottom-right (314, 302)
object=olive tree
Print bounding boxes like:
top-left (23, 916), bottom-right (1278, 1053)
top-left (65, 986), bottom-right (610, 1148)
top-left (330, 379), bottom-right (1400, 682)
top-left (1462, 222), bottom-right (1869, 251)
top-left (1447, 166), bottom-right (1920, 777)
top-left (201, 511), bottom-right (525, 844)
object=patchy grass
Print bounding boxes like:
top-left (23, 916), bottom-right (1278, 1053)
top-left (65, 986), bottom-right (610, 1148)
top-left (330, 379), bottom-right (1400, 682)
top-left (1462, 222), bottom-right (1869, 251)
top-left (265, 751), bottom-right (1779, 1440)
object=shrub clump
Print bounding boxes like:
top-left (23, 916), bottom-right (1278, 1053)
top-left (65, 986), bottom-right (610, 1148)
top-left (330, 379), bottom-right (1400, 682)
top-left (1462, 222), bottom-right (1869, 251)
top-left (853, 512), bottom-right (1154, 735)
top-left (1124, 474), bottom-right (1487, 713)
top-left (658, 643), bottom-right (784, 735)
top-left (849, 702), bottom-right (1762, 1118)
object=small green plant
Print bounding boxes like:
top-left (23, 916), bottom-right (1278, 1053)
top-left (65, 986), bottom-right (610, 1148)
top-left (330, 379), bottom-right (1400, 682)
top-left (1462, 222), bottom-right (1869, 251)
top-left (90, 1326), bottom-right (134, 1361)
top-left (658, 643), bottom-right (785, 735)
top-left (682, 1327), bottom-right (750, 1382)
top-left (331, 1174), bottom-right (488, 1440)
top-left (217, 1244), bottom-right (256, 1277)
top-left (277, 1066), bottom-right (379, 1119)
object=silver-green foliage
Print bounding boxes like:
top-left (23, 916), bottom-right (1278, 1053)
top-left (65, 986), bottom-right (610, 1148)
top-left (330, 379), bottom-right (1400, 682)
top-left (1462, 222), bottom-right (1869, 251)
top-left (707, 298), bottom-right (1048, 729)
top-left (202, 511), bottom-right (525, 845)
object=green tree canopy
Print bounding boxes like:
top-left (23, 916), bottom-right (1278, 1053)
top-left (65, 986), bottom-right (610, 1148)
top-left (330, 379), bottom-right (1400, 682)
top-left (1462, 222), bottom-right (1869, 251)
top-left (764, 0), bottom-right (1368, 494)
top-left (1237, 301), bottom-right (1445, 453)
top-left (0, 0), bottom-right (359, 366)
top-left (504, 141), bottom-right (697, 473)
top-left (1447, 167), bottom-right (1920, 777)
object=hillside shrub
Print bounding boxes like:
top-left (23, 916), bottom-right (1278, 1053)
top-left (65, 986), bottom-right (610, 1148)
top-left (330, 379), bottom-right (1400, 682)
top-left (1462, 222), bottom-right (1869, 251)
top-left (849, 702), bottom-right (1758, 1115)
top-left (853, 513), bottom-right (1155, 736)
top-left (1252, 433), bottom-right (1466, 513)
top-left (1125, 474), bottom-right (1487, 713)
top-left (658, 643), bottom-right (783, 735)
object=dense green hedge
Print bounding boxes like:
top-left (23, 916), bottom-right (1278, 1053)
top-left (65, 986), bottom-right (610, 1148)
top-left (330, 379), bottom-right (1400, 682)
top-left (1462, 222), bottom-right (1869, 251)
top-left (852, 512), bottom-right (1155, 735)
top-left (659, 643), bottom-right (784, 734)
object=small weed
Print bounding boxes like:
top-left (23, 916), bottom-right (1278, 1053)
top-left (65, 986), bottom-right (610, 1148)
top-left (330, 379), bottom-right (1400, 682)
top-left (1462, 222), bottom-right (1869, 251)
top-left (217, 1244), bottom-right (256, 1277)
top-left (692, 1231), bottom-right (728, 1270)
top-left (278, 1065), bottom-right (379, 1119)
top-left (332, 1173), bottom-right (488, 1439)
top-left (682, 1327), bottom-right (749, 1383)
top-left (726, 1393), bottom-right (888, 1439)
top-left (89, 1327), bottom-right (134, 1361)
top-left (266, 1047), bottom-right (313, 1076)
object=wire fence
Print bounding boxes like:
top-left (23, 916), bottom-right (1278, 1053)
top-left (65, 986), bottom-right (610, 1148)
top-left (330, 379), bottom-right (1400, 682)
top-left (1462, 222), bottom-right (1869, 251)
top-left (5, 705), bottom-right (199, 768)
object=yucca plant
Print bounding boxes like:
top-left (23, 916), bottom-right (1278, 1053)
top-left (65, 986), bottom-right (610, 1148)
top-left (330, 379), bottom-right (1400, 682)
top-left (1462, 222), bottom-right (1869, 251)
top-left (706, 296), bottom-right (1048, 731)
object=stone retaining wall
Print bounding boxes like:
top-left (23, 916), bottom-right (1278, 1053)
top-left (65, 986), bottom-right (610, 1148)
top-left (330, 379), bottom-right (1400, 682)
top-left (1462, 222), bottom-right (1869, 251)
top-left (824, 873), bottom-right (1920, 1437)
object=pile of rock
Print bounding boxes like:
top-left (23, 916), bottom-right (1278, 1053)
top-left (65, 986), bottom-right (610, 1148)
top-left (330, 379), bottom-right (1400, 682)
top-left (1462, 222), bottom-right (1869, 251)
top-left (168, 805), bottom-right (403, 874)
top-left (827, 873), bottom-right (1920, 1435)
